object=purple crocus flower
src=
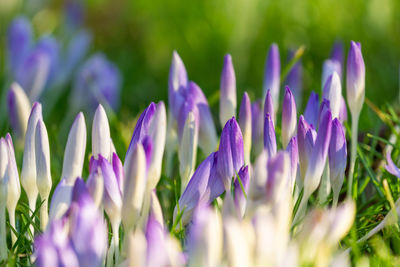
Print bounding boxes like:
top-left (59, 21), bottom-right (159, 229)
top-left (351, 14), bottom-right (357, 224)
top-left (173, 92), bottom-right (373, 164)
top-left (7, 16), bottom-right (33, 75)
top-left (297, 115), bottom-right (316, 185)
top-left (318, 98), bottom-right (331, 128)
top-left (346, 41), bottom-right (365, 116)
top-left (385, 152), bottom-right (400, 178)
top-left (263, 43), bottom-right (280, 109)
top-left (285, 50), bottom-right (303, 106)
top-left (217, 117), bottom-right (244, 189)
top-left (168, 51), bottom-right (188, 119)
top-left (322, 59), bottom-right (341, 89)
top-left (178, 98), bottom-right (198, 141)
top-left (219, 54), bottom-right (237, 126)
top-left (286, 136), bottom-right (298, 192)
top-left (234, 165), bottom-right (249, 217)
top-left (281, 86), bottom-right (297, 147)
top-left (339, 96), bottom-right (348, 123)
top-left (265, 151), bottom-right (290, 204)
top-left (7, 83), bottom-right (31, 140)
top-left (239, 92), bottom-right (252, 164)
top-left (264, 89), bottom-right (275, 124)
top-left (263, 113), bottom-right (277, 159)
top-left (72, 53), bottom-right (121, 111)
top-left (304, 110), bottom-right (332, 197)
top-left (329, 119), bottom-right (347, 205)
top-left (304, 91), bottom-right (319, 128)
top-left (322, 72), bottom-right (342, 119)
top-left (112, 152), bottom-right (124, 192)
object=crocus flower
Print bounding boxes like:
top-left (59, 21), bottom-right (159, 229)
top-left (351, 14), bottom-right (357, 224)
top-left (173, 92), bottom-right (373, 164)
top-left (304, 92), bottom-right (319, 128)
top-left (168, 51), bottom-right (188, 119)
top-left (179, 111), bottom-right (198, 190)
top-left (264, 89), bottom-right (275, 125)
top-left (286, 136), bottom-right (298, 193)
top-left (92, 104), bottom-right (111, 160)
top-left (318, 98), bottom-right (330, 128)
top-left (7, 82), bottom-right (31, 141)
top-left (50, 112), bottom-right (86, 220)
top-left (285, 50), bottom-right (303, 107)
top-left (263, 43), bottom-right (280, 109)
top-left (328, 119), bottom-right (347, 207)
top-left (239, 92), bottom-right (252, 165)
top-left (330, 41), bottom-right (344, 77)
top-left (35, 119), bottom-right (52, 230)
top-left (21, 103), bottom-right (42, 217)
top-left (297, 116), bottom-right (316, 185)
top-left (263, 113), bottom-right (277, 159)
top-left (346, 41), bottom-right (365, 117)
top-left (322, 72), bottom-right (342, 119)
top-left (0, 138), bottom-right (9, 261)
top-left (5, 134), bottom-right (20, 244)
top-left (86, 165), bottom-right (104, 208)
top-left (234, 165), bottom-right (250, 217)
top-left (219, 54), bottom-right (237, 126)
top-left (281, 86), bottom-right (297, 147)
top-left (122, 143), bottom-right (147, 233)
top-left (187, 205), bottom-right (223, 267)
top-left (72, 53), bottom-right (121, 111)
top-left (321, 59), bottom-right (341, 89)
top-left (217, 117), bottom-right (244, 189)
top-left (112, 152), bottom-right (124, 193)
top-left (7, 16), bottom-right (33, 74)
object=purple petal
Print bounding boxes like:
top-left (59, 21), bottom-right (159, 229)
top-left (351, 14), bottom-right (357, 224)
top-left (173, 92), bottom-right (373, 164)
top-left (263, 43), bottom-right (280, 106)
top-left (112, 152), bottom-right (124, 193)
top-left (234, 165), bottom-right (249, 216)
top-left (304, 91), bottom-right (319, 128)
top-left (263, 113), bottom-right (277, 159)
top-left (169, 51), bottom-right (188, 118)
top-left (281, 86), bottom-right (297, 147)
top-left (385, 151), bottom-right (400, 178)
top-left (285, 50), bottom-right (303, 106)
top-left (286, 136), bottom-right (298, 191)
top-left (318, 98), bottom-right (331, 128)
top-left (264, 89), bottom-right (275, 124)
top-left (251, 100), bottom-right (264, 156)
top-left (219, 54), bottom-right (237, 125)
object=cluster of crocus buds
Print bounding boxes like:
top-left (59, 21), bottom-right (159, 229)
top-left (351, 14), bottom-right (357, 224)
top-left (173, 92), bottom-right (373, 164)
top-left (1, 19), bottom-right (369, 265)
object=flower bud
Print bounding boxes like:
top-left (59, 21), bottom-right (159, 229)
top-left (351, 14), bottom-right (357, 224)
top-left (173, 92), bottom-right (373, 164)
top-left (0, 138), bottom-right (9, 261)
top-left (264, 89), bottom-right (275, 126)
top-left (92, 104), bottom-right (110, 159)
top-left (168, 51), bottom-right (188, 118)
top-left (304, 92), bottom-right (319, 128)
top-left (263, 113), bottom-right (277, 159)
top-left (219, 54), bottom-right (237, 126)
top-left (286, 136), bottom-right (298, 192)
top-left (112, 152), bottom-right (124, 193)
top-left (217, 117), bottom-right (244, 189)
top-left (322, 72), bottom-right (342, 119)
top-left (281, 86), bottom-right (297, 147)
top-left (7, 83), bottom-right (31, 140)
top-left (346, 41), bottom-right (365, 116)
top-left (263, 43), bottom-right (280, 109)
top-left (239, 92), bottom-right (252, 165)
top-left (297, 116), bottom-right (316, 185)
top-left (322, 59), bottom-right (341, 89)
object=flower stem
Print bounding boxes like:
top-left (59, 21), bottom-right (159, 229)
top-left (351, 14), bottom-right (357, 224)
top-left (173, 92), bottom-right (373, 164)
top-left (0, 206), bottom-right (7, 261)
top-left (347, 112), bottom-right (359, 199)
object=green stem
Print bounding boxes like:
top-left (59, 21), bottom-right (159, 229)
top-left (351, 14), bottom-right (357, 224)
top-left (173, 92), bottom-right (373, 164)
top-left (347, 112), bottom-right (359, 199)
top-left (0, 206), bottom-right (7, 261)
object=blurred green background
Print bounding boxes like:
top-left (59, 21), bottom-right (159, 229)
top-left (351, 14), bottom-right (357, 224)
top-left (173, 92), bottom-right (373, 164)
top-left (1, 0), bottom-right (400, 130)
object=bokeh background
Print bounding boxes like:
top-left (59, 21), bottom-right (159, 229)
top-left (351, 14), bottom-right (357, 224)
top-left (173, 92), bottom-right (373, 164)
top-left (1, 0), bottom-right (400, 131)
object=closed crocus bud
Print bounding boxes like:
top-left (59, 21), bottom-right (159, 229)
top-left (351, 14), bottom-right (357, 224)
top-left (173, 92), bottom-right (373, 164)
top-left (92, 104), bottom-right (111, 159)
top-left (322, 72), bottom-right (342, 119)
top-left (219, 54), bottom-right (237, 126)
top-left (266, 151), bottom-right (291, 204)
top-left (318, 98), bottom-right (330, 128)
top-left (286, 136), bottom-right (298, 193)
top-left (168, 51), bottom-right (188, 119)
top-left (8, 82), bottom-right (31, 140)
top-left (264, 113), bottom-right (277, 159)
top-left (239, 92), bottom-right (252, 165)
top-left (304, 110), bottom-right (332, 198)
top-left (187, 205), bottom-right (223, 267)
top-left (263, 43), bottom-right (280, 109)
top-left (35, 119), bottom-right (52, 230)
top-left (264, 89), bottom-right (275, 125)
top-left (322, 59), bottom-right (341, 89)
top-left (297, 116), bottom-right (316, 185)
top-left (218, 117), bottom-right (244, 189)
top-left (251, 100), bottom-right (264, 156)
top-left (346, 41), bottom-right (365, 116)
top-left (68, 179), bottom-right (108, 267)
top-left (179, 111), bottom-right (198, 191)
top-left (281, 86), bottom-right (297, 147)
top-left (72, 53), bottom-right (121, 111)
top-left (329, 119), bottom-right (347, 207)
top-left (61, 112), bottom-right (87, 184)
top-left (0, 138), bottom-right (9, 261)
top-left (147, 102), bottom-right (167, 189)
top-left (234, 166), bottom-right (249, 217)
top-left (21, 103), bottom-right (42, 215)
top-left (175, 152), bottom-right (224, 226)
top-left (330, 41), bottom-right (344, 77)
top-left (122, 143), bottom-right (147, 233)
top-left (7, 16), bottom-right (33, 74)
top-left (304, 92), bottom-right (319, 128)
top-left (5, 134), bottom-right (20, 244)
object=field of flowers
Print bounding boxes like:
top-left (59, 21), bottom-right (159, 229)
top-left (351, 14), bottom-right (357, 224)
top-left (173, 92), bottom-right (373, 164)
top-left (2, 0), bottom-right (400, 266)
